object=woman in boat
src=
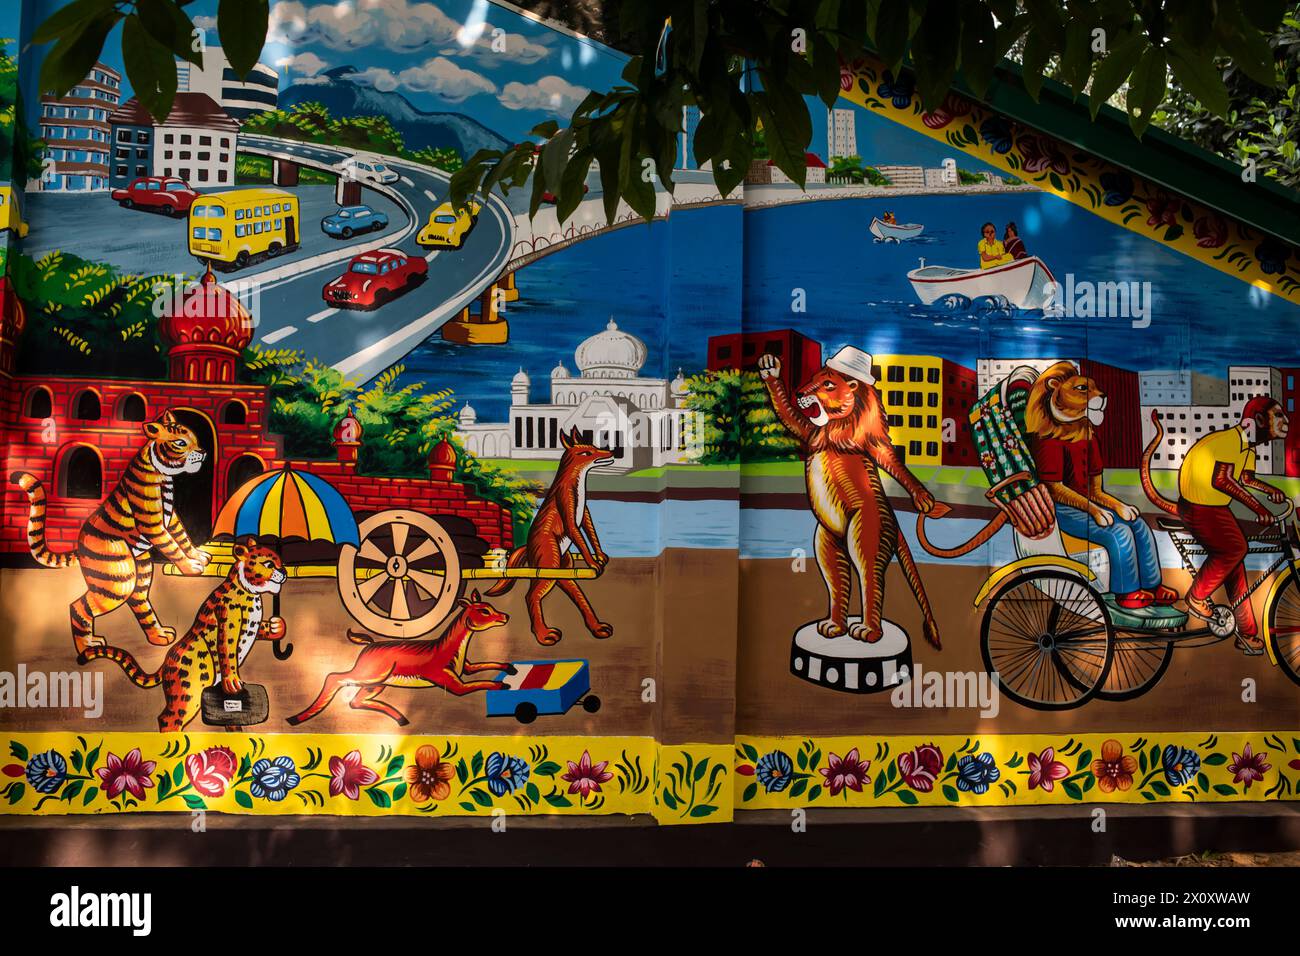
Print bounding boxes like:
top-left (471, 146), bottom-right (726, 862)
top-left (978, 221), bottom-right (1013, 269)
top-left (882, 210), bottom-right (897, 224)
top-left (1003, 221), bottom-right (1028, 260)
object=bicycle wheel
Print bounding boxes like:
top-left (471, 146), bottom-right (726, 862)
top-left (1090, 636), bottom-right (1173, 701)
top-left (981, 570), bottom-right (1115, 710)
top-left (1265, 568), bottom-right (1300, 687)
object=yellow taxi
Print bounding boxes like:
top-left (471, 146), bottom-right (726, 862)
top-left (0, 185), bottom-right (30, 238)
top-left (417, 199), bottom-right (481, 249)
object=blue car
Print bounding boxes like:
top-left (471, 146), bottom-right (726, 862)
top-left (321, 204), bottom-right (388, 239)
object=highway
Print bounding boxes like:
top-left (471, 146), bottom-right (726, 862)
top-left (231, 134), bottom-right (515, 382)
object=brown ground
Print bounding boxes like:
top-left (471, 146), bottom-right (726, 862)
top-left (737, 558), bottom-right (1300, 736)
top-left (0, 551), bottom-right (737, 744)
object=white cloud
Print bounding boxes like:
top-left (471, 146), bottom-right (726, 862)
top-left (499, 75), bottom-right (587, 114)
top-left (275, 51), bottom-right (329, 76)
top-left (353, 57), bottom-right (497, 103)
top-left (445, 30), bottom-right (551, 67)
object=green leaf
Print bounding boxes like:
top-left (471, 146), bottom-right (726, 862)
top-left (1215, 5), bottom-right (1279, 87)
top-left (365, 787), bottom-right (392, 809)
top-left (459, 801), bottom-right (477, 812)
top-left (1063, 780), bottom-right (1083, 801)
top-left (40, 12), bottom-right (118, 99)
top-left (959, 4), bottom-right (998, 97)
top-left (1076, 749), bottom-right (1093, 772)
top-left (234, 790), bottom-right (253, 809)
top-left (544, 793), bottom-right (573, 808)
top-left (911, 0), bottom-right (960, 110)
top-left (689, 805), bottom-right (718, 817)
top-left (1212, 783), bottom-right (1237, 796)
top-left (1020, 29), bottom-right (1052, 102)
top-left (173, 762), bottom-right (185, 786)
top-left (137, 0), bottom-right (201, 66)
top-left (1166, 40), bottom-right (1229, 116)
top-left (1127, 45), bottom-right (1167, 137)
top-left (1197, 772), bottom-right (1210, 793)
top-left (469, 788), bottom-right (493, 808)
top-left (743, 782), bottom-right (758, 802)
top-left (873, 772), bottom-right (887, 798)
top-left (941, 784), bottom-right (958, 802)
top-left (1088, 32), bottom-right (1147, 119)
top-left (218, 0), bottom-right (270, 80)
top-left (9, 741), bottom-right (28, 762)
top-left (1149, 781), bottom-right (1171, 797)
top-left (393, 783), bottom-right (407, 802)
top-left (31, 0), bottom-right (117, 45)
top-left (7, 782), bottom-right (25, 805)
top-left (121, 14), bottom-right (178, 123)
top-left (873, 0), bottom-right (913, 71)
top-left (693, 759), bottom-right (709, 782)
top-left (182, 794), bottom-right (206, 810)
top-left (1203, 752), bottom-right (1228, 766)
top-left (533, 760), bottom-right (561, 778)
top-left (85, 743), bottom-right (101, 773)
top-left (1058, 18), bottom-right (1094, 98)
top-left (526, 782), bottom-right (541, 803)
top-left (386, 755), bottom-right (404, 778)
top-left (896, 789), bottom-right (919, 805)
top-left (83, 786), bottom-right (98, 806)
top-left (62, 779), bottom-right (85, 802)
top-left (790, 778), bottom-right (808, 798)
top-left (71, 751), bottom-right (83, 773)
top-left (456, 758), bottom-right (468, 784)
top-left (807, 784), bottom-right (822, 801)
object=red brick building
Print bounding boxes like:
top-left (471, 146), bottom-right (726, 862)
top-left (707, 328), bottom-right (823, 394)
top-left (0, 274), bottom-right (512, 558)
top-left (1078, 358), bottom-right (1142, 469)
top-left (941, 360), bottom-right (979, 467)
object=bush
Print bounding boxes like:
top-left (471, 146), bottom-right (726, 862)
top-left (683, 369), bottom-right (800, 464)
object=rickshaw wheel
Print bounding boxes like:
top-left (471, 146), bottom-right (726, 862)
top-left (1069, 636), bottom-right (1172, 701)
top-left (1265, 570), bottom-right (1300, 687)
top-left (981, 569), bottom-right (1115, 711)
top-left (337, 510), bottom-right (462, 638)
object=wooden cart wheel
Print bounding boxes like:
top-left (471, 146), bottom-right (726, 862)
top-left (337, 510), bottom-right (462, 638)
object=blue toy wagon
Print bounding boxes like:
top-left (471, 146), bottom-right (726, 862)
top-left (483, 659), bottom-right (601, 724)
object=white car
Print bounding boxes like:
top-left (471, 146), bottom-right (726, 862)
top-left (338, 157), bottom-right (400, 185)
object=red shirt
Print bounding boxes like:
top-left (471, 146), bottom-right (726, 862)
top-left (1032, 435), bottom-right (1103, 496)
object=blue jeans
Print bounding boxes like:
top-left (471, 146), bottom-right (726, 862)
top-left (1054, 504), bottom-right (1162, 596)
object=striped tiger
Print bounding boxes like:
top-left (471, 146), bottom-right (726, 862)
top-left (11, 410), bottom-right (211, 656)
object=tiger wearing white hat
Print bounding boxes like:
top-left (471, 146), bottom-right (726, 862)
top-left (758, 347), bottom-right (942, 649)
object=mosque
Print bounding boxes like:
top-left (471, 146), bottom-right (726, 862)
top-left (454, 319), bottom-right (695, 473)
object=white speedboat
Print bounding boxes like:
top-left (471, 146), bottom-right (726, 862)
top-left (907, 255), bottom-right (1057, 310)
top-left (870, 217), bottom-right (924, 241)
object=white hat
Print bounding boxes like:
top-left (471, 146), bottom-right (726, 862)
top-left (825, 346), bottom-right (876, 385)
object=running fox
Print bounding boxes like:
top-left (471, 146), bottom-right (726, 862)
top-left (486, 427), bottom-right (614, 645)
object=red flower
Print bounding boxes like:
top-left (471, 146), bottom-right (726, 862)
top-left (96, 748), bottom-right (157, 800)
top-left (819, 748), bottom-right (871, 796)
top-left (405, 746), bottom-right (454, 803)
top-left (838, 57), bottom-right (865, 92)
top-left (1091, 739), bottom-right (1137, 793)
top-left (184, 746), bottom-right (238, 798)
top-left (1027, 747), bottom-right (1070, 792)
top-left (1228, 744), bottom-right (1270, 791)
top-left (329, 749), bottom-right (379, 801)
top-left (2, 764), bottom-right (23, 777)
top-left (1193, 213), bottom-right (1227, 248)
top-left (1145, 193), bottom-right (1179, 229)
top-left (922, 93), bottom-right (973, 129)
top-left (897, 743), bottom-right (943, 792)
top-left (1289, 759), bottom-right (1300, 771)
top-left (1019, 135), bottom-right (1070, 175)
top-left (561, 750), bottom-right (613, 801)
top-left (736, 764), bottom-right (755, 776)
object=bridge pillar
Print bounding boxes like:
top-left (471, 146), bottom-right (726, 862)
top-left (272, 158), bottom-right (300, 187)
top-left (441, 285), bottom-right (508, 344)
top-left (499, 271), bottom-right (519, 302)
top-left (335, 178), bottom-right (362, 206)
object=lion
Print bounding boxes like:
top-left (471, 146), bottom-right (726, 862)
top-left (758, 348), bottom-right (942, 649)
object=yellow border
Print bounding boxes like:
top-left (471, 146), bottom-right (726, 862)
top-left (972, 555), bottom-right (1095, 606)
top-left (838, 57), bottom-right (1300, 304)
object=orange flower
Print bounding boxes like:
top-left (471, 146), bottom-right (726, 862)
top-left (1090, 739), bottom-right (1137, 793)
top-left (405, 746), bottom-right (454, 803)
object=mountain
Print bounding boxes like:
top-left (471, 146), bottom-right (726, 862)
top-left (278, 66), bottom-right (511, 157)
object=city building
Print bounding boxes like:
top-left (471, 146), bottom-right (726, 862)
top-left (0, 273), bottom-right (512, 557)
top-left (1139, 369), bottom-right (1229, 406)
top-left (751, 153), bottom-right (827, 186)
top-left (1281, 367), bottom-right (1300, 477)
top-left (677, 105), bottom-right (701, 169)
top-left (706, 328), bottom-right (822, 394)
top-left (177, 46), bottom-right (280, 119)
top-left (873, 164), bottom-right (924, 188)
top-left (873, 355), bottom-right (977, 466)
top-left (924, 167), bottom-right (955, 188)
top-left (107, 93), bottom-right (240, 189)
top-left (827, 108), bottom-right (857, 159)
top-left (455, 320), bottom-right (694, 473)
top-left (34, 62), bottom-right (121, 192)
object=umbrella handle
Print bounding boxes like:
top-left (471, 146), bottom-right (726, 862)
top-left (273, 638), bottom-right (294, 660)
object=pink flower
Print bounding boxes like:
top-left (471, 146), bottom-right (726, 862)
top-left (1145, 193), bottom-right (1179, 229)
top-left (1026, 747), bottom-right (1070, 792)
top-left (1227, 744), bottom-right (1270, 791)
top-left (1193, 214), bottom-right (1227, 248)
top-left (897, 744), bottom-right (944, 792)
top-left (329, 750), bottom-right (379, 800)
top-left (1019, 135), bottom-right (1070, 175)
top-left (96, 748), bottom-right (157, 800)
top-left (561, 751), bottom-right (613, 801)
top-left (838, 57), bottom-right (865, 92)
top-left (184, 746), bottom-right (238, 798)
top-left (819, 748), bottom-right (871, 796)
top-left (922, 93), bottom-right (973, 129)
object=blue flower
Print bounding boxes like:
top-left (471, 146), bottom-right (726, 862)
top-left (1162, 745), bottom-right (1201, 787)
top-left (979, 116), bottom-right (1013, 154)
top-left (1257, 241), bottom-right (1289, 275)
top-left (250, 756), bottom-right (300, 801)
top-left (1100, 171), bottom-right (1134, 206)
top-left (877, 70), bottom-right (915, 109)
top-left (755, 750), bottom-right (795, 793)
top-left (955, 752), bottom-right (1000, 794)
top-left (26, 750), bottom-right (67, 794)
top-left (485, 752), bottom-right (530, 797)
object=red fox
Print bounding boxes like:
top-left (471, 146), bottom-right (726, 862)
top-left (487, 427), bottom-right (614, 645)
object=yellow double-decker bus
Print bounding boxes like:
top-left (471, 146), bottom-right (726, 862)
top-left (188, 188), bottom-right (300, 270)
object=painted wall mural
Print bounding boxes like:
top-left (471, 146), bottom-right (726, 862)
top-left (2, 0), bottom-right (1299, 826)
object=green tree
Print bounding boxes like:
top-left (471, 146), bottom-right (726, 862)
top-left (683, 369), bottom-right (800, 464)
top-left (829, 154), bottom-right (865, 183)
top-left (0, 39), bottom-right (45, 185)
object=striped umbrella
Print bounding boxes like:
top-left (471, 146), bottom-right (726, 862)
top-left (213, 465), bottom-right (360, 658)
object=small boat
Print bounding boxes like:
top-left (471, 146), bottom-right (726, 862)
top-left (907, 255), bottom-right (1057, 310)
top-left (869, 217), bottom-right (924, 241)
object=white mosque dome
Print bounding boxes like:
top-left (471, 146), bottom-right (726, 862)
top-left (511, 367), bottom-right (530, 387)
top-left (671, 368), bottom-right (688, 396)
top-left (551, 360), bottom-right (570, 379)
top-left (575, 318), bottom-right (647, 379)
top-left (458, 401), bottom-right (476, 425)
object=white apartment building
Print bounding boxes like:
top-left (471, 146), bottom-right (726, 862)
top-left (178, 46), bottom-right (279, 119)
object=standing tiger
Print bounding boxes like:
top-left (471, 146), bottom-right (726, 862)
top-left (80, 539), bottom-right (287, 732)
top-left (11, 409), bottom-right (211, 656)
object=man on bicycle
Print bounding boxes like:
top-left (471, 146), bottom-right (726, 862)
top-left (1177, 396), bottom-right (1291, 654)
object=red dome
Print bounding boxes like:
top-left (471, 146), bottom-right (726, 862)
top-left (0, 276), bottom-right (25, 339)
top-left (429, 439), bottom-right (457, 468)
top-left (159, 268), bottom-right (254, 351)
top-left (333, 407), bottom-right (363, 444)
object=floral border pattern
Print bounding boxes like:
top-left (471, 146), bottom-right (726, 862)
top-left (838, 57), bottom-right (1300, 303)
top-left (736, 733), bottom-right (1300, 808)
top-left (0, 733), bottom-right (733, 824)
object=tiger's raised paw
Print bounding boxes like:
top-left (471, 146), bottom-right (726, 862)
top-left (146, 625), bottom-right (177, 647)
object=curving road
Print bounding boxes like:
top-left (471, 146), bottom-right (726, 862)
top-left (236, 134), bottom-right (514, 383)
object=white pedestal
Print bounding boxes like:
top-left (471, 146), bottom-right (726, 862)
top-left (789, 618), bottom-right (913, 694)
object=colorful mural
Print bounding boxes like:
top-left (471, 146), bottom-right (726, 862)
top-left (2, 0), bottom-right (1299, 825)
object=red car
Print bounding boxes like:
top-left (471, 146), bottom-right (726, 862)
top-left (110, 177), bottom-right (199, 216)
top-left (322, 248), bottom-right (427, 310)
